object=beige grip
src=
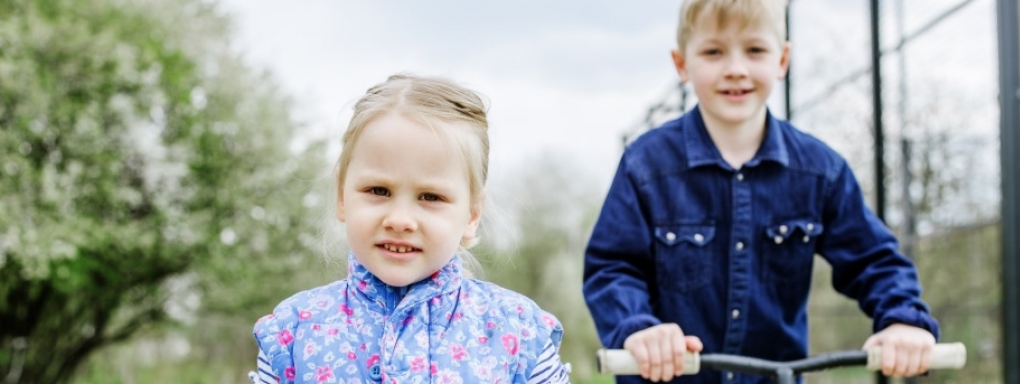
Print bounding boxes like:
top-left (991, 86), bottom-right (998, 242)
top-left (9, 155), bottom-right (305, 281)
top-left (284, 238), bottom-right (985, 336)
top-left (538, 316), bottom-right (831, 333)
top-left (866, 342), bottom-right (967, 371)
top-left (596, 348), bottom-right (700, 375)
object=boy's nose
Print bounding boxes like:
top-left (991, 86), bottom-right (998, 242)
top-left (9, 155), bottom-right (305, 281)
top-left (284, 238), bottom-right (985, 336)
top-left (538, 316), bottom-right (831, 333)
top-left (723, 57), bottom-right (750, 78)
top-left (383, 205), bottom-right (417, 233)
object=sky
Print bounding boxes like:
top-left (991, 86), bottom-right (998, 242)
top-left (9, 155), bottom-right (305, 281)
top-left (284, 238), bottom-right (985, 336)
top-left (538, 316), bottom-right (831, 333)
top-left (214, 0), bottom-right (999, 204)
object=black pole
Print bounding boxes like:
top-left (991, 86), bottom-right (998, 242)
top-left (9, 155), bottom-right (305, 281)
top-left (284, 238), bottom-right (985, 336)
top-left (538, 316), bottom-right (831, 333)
top-left (997, 0), bottom-right (1019, 383)
top-left (869, 1), bottom-right (888, 383)
top-left (870, 0), bottom-right (886, 223)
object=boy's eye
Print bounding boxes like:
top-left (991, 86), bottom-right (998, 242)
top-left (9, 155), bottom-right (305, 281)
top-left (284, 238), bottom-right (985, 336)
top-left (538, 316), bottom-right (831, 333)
top-left (702, 48), bottom-right (722, 56)
top-left (368, 187), bottom-right (389, 197)
top-left (419, 192), bottom-right (443, 202)
top-left (748, 47), bottom-right (767, 54)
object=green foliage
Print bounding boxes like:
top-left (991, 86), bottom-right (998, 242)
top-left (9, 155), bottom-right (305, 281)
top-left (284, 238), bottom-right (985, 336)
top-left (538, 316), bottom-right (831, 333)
top-left (478, 152), bottom-right (607, 382)
top-left (0, 0), bottom-right (332, 382)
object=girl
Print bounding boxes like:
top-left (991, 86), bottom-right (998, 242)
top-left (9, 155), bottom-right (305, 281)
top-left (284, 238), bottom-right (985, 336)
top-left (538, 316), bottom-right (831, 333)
top-left (251, 74), bottom-right (571, 384)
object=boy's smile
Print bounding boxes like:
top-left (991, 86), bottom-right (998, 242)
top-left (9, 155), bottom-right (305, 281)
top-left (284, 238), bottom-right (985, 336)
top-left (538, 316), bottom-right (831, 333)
top-left (672, 18), bottom-right (789, 133)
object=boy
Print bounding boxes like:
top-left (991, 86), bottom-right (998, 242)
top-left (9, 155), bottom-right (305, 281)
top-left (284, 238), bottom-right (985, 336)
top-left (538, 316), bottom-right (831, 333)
top-left (582, 1), bottom-right (939, 383)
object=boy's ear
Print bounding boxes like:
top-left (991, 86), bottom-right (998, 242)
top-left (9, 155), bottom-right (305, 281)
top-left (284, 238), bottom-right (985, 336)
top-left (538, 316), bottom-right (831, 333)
top-left (778, 42), bottom-right (792, 79)
top-left (671, 49), bottom-right (688, 83)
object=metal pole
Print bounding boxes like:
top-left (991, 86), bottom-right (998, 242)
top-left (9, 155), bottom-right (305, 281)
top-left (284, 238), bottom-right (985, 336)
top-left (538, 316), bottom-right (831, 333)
top-left (785, 1), bottom-right (793, 121)
top-left (896, 0), bottom-right (915, 262)
top-left (870, 1), bottom-right (888, 383)
top-left (997, 0), bottom-right (1020, 382)
top-left (870, 0), bottom-right (887, 223)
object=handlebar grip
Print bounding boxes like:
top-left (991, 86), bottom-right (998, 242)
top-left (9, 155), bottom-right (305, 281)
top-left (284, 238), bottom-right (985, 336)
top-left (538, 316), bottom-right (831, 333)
top-left (596, 348), bottom-right (700, 375)
top-left (866, 342), bottom-right (967, 371)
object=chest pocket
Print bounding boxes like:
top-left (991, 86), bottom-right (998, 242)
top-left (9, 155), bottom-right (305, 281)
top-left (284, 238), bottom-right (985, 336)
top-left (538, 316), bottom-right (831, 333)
top-left (654, 224), bottom-right (715, 293)
top-left (762, 218), bottom-right (823, 283)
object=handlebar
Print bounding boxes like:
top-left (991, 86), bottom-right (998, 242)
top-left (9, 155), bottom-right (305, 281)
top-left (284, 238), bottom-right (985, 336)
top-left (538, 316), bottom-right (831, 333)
top-left (597, 342), bottom-right (965, 383)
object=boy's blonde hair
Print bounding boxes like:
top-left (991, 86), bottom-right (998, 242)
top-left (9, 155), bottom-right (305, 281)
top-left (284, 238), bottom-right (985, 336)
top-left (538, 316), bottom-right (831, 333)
top-left (676, 0), bottom-right (788, 53)
top-left (336, 74), bottom-right (490, 268)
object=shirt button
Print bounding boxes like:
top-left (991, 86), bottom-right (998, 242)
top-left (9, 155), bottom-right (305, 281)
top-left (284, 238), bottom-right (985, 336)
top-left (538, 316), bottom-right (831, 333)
top-left (693, 233), bottom-right (704, 243)
top-left (803, 236), bottom-right (811, 243)
top-left (735, 242), bottom-right (744, 251)
top-left (731, 309), bottom-right (740, 319)
top-left (736, 173), bottom-right (744, 181)
top-left (666, 232), bottom-right (676, 242)
top-left (774, 235), bottom-right (784, 244)
top-left (727, 372), bottom-right (735, 380)
top-left (807, 223), bottom-right (815, 232)
top-left (369, 363), bottom-right (382, 381)
top-left (779, 225), bottom-right (788, 234)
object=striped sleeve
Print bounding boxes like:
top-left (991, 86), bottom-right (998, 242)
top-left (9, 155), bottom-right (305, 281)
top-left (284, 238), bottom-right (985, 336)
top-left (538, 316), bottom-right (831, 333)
top-left (249, 349), bottom-right (279, 384)
top-left (527, 337), bottom-right (572, 384)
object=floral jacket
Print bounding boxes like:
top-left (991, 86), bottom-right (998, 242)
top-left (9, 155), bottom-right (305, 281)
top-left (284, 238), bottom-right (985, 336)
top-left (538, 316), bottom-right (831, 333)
top-left (253, 254), bottom-right (571, 384)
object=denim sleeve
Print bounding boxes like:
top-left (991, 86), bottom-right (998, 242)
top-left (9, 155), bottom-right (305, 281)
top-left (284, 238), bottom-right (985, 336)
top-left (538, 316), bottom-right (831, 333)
top-left (583, 153), bottom-right (662, 349)
top-left (817, 161), bottom-right (940, 339)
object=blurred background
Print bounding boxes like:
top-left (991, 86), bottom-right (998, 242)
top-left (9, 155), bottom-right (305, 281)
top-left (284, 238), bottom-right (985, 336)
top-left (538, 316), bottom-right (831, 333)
top-left (0, 0), bottom-right (1008, 383)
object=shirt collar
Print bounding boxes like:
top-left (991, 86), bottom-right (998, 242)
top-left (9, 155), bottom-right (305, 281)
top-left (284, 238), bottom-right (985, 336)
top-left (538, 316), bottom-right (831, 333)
top-left (347, 252), bottom-right (464, 313)
top-left (683, 106), bottom-right (790, 169)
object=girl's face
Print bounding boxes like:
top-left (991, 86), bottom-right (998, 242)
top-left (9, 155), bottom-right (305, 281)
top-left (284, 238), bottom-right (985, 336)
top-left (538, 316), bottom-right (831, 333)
top-left (337, 112), bottom-right (481, 287)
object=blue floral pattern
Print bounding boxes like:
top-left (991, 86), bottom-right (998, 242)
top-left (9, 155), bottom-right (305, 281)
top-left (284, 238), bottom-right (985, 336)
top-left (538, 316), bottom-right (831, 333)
top-left (254, 254), bottom-right (565, 383)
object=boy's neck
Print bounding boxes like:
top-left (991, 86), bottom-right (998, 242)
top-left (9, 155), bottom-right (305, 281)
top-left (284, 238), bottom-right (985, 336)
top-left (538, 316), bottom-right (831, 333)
top-left (701, 110), bottom-right (768, 170)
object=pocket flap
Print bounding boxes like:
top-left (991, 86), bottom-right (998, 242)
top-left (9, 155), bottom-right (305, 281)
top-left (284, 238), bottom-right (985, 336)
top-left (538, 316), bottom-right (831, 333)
top-left (655, 225), bottom-right (715, 247)
top-left (766, 219), bottom-right (824, 239)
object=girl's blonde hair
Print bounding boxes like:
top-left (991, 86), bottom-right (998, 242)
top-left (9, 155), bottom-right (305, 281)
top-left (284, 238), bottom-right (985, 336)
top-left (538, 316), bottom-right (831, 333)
top-left (676, 0), bottom-right (788, 53)
top-left (335, 74), bottom-right (490, 272)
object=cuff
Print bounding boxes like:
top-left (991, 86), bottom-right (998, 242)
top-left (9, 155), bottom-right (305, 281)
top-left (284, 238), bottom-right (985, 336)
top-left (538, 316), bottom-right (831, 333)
top-left (606, 314), bottom-right (662, 349)
top-left (874, 306), bottom-right (941, 340)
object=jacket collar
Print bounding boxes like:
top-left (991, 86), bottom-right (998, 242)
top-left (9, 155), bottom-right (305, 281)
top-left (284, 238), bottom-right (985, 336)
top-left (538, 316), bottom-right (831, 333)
top-left (683, 106), bottom-right (790, 170)
top-left (346, 253), bottom-right (464, 314)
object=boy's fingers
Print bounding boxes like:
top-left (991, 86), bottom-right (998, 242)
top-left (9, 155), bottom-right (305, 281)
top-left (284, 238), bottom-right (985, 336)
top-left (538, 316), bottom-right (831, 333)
top-left (905, 348), bottom-right (922, 377)
top-left (646, 339), bottom-right (663, 381)
top-left (685, 335), bottom-right (704, 352)
top-left (882, 343), bottom-right (897, 376)
top-left (918, 346), bottom-right (931, 374)
top-left (670, 328), bottom-right (686, 375)
top-left (659, 335), bottom-right (676, 379)
top-left (894, 347), bottom-right (910, 377)
top-left (627, 342), bottom-right (651, 379)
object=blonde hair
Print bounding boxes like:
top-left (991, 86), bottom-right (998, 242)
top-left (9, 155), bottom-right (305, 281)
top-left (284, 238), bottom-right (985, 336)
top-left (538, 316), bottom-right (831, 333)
top-left (336, 74), bottom-right (490, 272)
top-left (676, 0), bottom-right (788, 53)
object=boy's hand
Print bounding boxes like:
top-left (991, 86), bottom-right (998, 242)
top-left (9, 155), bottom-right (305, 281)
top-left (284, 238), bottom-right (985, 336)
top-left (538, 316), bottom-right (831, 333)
top-left (623, 323), bottom-right (703, 382)
top-left (862, 323), bottom-right (936, 377)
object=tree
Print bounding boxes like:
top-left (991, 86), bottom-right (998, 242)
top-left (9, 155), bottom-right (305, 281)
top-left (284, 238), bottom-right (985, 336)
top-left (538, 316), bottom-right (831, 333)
top-left (0, 0), bottom-right (331, 382)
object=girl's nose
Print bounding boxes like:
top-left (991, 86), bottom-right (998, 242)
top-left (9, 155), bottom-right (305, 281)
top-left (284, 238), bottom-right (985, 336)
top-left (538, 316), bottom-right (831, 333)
top-left (383, 205), bottom-right (417, 233)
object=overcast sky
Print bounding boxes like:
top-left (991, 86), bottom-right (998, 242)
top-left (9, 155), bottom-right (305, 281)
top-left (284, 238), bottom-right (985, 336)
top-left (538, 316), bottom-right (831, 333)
top-left (214, 0), bottom-right (998, 200)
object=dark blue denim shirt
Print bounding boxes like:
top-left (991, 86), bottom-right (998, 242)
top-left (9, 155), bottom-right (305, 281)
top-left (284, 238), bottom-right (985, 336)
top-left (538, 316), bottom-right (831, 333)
top-left (583, 106), bottom-right (939, 384)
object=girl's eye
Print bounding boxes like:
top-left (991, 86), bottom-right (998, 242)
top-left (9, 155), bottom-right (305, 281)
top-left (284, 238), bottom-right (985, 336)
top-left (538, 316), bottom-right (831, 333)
top-left (368, 187), bottom-right (389, 197)
top-left (420, 193), bottom-right (442, 202)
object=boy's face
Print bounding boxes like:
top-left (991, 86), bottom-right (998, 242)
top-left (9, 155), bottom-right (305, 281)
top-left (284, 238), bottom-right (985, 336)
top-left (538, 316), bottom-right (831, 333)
top-left (337, 112), bottom-right (481, 287)
top-left (671, 17), bottom-right (789, 130)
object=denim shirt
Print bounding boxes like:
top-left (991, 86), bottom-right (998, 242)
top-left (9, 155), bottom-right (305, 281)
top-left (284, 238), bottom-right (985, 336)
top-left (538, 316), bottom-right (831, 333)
top-left (255, 254), bottom-right (568, 384)
top-left (583, 106), bottom-right (939, 384)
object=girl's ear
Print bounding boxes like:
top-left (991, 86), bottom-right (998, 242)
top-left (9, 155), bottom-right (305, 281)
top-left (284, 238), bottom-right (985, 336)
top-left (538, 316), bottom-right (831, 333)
top-left (461, 202), bottom-right (483, 246)
top-left (671, 49), bottom-right (689, 83)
